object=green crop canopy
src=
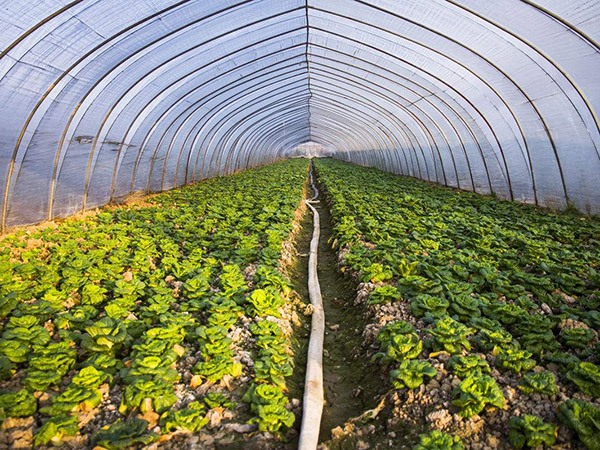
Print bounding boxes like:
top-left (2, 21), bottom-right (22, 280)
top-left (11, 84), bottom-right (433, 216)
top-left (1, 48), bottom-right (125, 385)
top-left (0, 0), bottom-right (599, 229)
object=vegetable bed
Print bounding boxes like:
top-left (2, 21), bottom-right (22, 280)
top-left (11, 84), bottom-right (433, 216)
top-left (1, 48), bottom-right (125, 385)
top-left (313, 158), bottom-right (600, 450)
top-left (0, 159), bottom-right (309, 448)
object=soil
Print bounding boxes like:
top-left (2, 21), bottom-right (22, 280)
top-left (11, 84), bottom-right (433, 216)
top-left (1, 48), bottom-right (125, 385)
top-left (288, 175), bottom-right (384, 446)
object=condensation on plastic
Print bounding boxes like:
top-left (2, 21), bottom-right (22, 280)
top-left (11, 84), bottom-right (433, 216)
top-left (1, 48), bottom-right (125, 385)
top-left (0, 0), bottom-right (598, 229)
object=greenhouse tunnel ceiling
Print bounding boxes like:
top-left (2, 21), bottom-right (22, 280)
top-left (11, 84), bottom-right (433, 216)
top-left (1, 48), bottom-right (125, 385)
top-left (0, 0), bottom-right (599, 229)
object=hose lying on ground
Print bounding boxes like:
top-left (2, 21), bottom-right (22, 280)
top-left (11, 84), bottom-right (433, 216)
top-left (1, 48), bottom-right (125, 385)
top-left (298, 166), bottom-right (325, 450)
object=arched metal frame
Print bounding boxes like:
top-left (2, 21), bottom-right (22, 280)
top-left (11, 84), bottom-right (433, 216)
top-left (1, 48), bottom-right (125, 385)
top-left (0, 0), bottom-right (599, 229)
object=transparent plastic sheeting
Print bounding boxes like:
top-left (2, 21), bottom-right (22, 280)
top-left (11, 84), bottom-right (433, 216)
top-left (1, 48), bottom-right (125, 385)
top-left (0, 1), bottom-right (598, 229)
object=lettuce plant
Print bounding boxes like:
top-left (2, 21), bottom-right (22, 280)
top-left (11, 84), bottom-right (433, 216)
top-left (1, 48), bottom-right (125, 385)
top-left (34, 415), bottom-right (79, 447)
top-left (81, 317), bottom-right (129, 354)
top-left (0, 389), bottom-right (37, 418)
top-left (72, 366), bottom-right (111, 387)
top-left (566, 362), bottom-right (600, 398)
top-left (413, 430), bottom-right (464, 450)
top-left (1, 314), bottom-right (50, 347)
top-left (560, 327), bottom-right (596, 350)
top-left (473, 327), bottom-right (514, 351)
top-left (247, 288), bottom-right (284, 317)
top-left (429, 316), bottom-right (473, 354)
top-left (203, 392), bottom-right (235, 410)
top-left (0, 356), bottom-right (13, 380)
top-left (390, 359), bottom-right (437, 389)
top-left (54, 304), bottom-right (99, 330)
top-left (397, 259), bottom-right (419, 279)
top-left (374, 321), bottom-right (422, 363)
top-left (24, 341), bottom-right (77, 391)
top-left (105, 300), bottom-right (135, 319)
top-left (122, 355), bottom-right (179, 384)
top-left (411, 294), bottom-right (449, 320)
top-left (82, 353), bottom-right (121, 374)
top-left (91, 418), bottom-right (158, 449)
top-left (183, 274), bottom-right (210, 300)
top-left (250, 318), bottom-right (293, 389)
top-left (368, 285), bottom-right (402, 304)
top-left (558, 399), bottom-right (600, 450)
top-left (494, 348), bottom-right (536, 374)
top-left (193, 356), bottom-right (243, 384)
top-left (452, 374), bottom-right (505, 418)
top-left (13, 299), bottom-right (59, 323)
top-left (41, 366), bottom-right (110, 416)
top-left (518, 371), bottom-right (558, 395)
top-left (81, 283), bottom-right (108, 306)
top-left (244, 383), bottom-right (295, 434)
top-left (517, 330), bottom-right (559, 356)
top-left (508, 414), bottom-right (557, 449)
top-left (0, 292), bottom-right (17, 320)
top-left (447, 354), bottom-right (490, 378)
top-left (206, 298), bottom-right (243, 328)
top-left (483, 302), bottom-right (526, 326)
top-left (161, 401), bottom-right (208, 433)
top-left (254, 266), bottom-right (292, 297)
top-left (361, 263), bottom-right (393, 283)
top-left (544, 350), bottom-right (580, 368)
top-left (250, 319), bottom-right (283, 337)
top-left (219, 264), bottom-right (248, 297)
top-left (113, 278), bottom-right (146, 300)
top-left (448, 293), bottom-right (481, 322)
top-left (42, 384), bottom-right (103, 415)
top-left (120, 378), bottom-right (177, 414)
top-left (253, 352), bottom-right (293, 389)
top-left (0, 339), bottom-right (28, 363)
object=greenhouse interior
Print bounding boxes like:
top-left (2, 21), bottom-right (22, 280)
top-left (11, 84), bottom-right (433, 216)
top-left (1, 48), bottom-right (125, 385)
top-left (0, 1), bottom-right (599, 449)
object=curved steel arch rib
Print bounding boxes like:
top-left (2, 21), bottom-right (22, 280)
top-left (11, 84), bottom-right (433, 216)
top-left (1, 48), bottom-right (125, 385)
top-left (0, 0), bottom-right (599, 228)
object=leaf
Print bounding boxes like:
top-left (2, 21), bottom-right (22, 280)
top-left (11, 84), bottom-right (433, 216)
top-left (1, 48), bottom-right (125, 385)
top-left (452, 374), bottom-right (505, 418)
top-left (413, 430), bottom-right (465, 450)
top-left (559, 399), bottom-right (600, 450)
top-left (508, 414), bottom-right (557, 449)
top-left (390, 359), bottom-right (437, 390)
top-left (0, 389), bottom-right (37, 418)
top-left (91, 418), bottom-right (158, 449)
top-left (34, 415), bottom-right (79, 447)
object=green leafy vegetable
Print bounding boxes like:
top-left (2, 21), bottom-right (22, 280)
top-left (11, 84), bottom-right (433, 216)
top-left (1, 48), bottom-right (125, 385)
top-left (247, 289), bottom-right (284, 317)
top-left (508, 414), bottom-right (557, 449)
top-left (494, 348), bottom-right (536, 374)
top-left (429, 316), bottom-right (473, 354)
top-left (413, 430), bottom-right (464, 450)
top-left (452, 374), bottom-right (505, 418)
top-left (244, 383), bottom-right (295, 434)
top-left (161, 401), bottom-right (208, 432)
top-left (447, 354), bottom-right (490, 378)
top-left (411, 294), bottom-right (449, 320)
top-left (0, 389), bottom-right (37, 418)
top-left (390, 359), bottom-right (437, 389)
top-left (368, 285), bottom-right (402, 304)
top-left (374, 321), bottom-right (422, 363)
top-left (518, 371), bottom-right (558, 395)
top-left (91, 418), bottom-right (158, 449)
top-left (558, 399), bottom-right (600, 450)
top-left (34, 415), bottom-right (79, 446)
top-left (566, 362), bottom-right (600, 398)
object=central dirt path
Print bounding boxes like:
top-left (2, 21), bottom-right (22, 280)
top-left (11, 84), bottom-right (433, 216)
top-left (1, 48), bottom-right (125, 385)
top-left (309, 187), bottom-right (378, 442)
top-left (289, 171), bottom-right (380, 448)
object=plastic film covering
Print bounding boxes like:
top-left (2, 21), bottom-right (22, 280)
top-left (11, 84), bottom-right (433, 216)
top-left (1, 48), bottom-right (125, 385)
top-left (0, 0), bottom-right (598, 229)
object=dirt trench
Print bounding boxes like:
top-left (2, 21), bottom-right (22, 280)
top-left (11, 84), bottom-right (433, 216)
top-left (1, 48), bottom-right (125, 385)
top-left (288, 175), bottom-right (381, 446)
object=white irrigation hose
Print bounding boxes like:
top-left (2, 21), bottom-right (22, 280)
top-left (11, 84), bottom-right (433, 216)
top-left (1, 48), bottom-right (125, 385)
top-left (298, 167), bottom-right (325, 450)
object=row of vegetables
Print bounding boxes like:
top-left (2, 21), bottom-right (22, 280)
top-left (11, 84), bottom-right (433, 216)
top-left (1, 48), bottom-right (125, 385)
top-left (0, 159), bottom-right (309, 448)
top-left (313, 158), bottom-right (600, 449)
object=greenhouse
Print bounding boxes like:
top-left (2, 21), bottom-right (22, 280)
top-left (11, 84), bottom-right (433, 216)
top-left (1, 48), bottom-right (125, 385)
top-left (0, 1), bottom-right (598, 449)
